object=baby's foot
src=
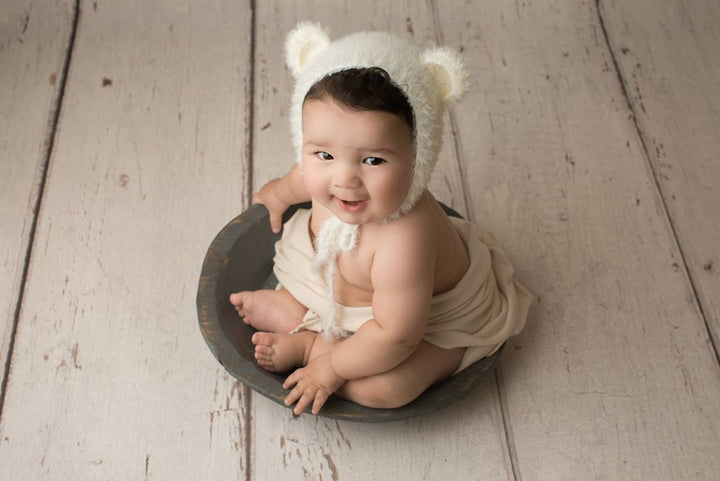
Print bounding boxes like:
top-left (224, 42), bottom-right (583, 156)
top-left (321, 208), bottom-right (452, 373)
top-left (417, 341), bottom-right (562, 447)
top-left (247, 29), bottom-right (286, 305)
top-left (229, 289), bottom-right (306, 333)
top-left (252, 331), bottom-right (314, 373)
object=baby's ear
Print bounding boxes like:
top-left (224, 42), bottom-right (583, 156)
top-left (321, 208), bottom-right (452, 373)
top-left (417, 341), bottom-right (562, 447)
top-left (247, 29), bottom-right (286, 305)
top-left (422, 47), bottom-right (469, 106)
top-left (285, 22), bottom-right (331, 78)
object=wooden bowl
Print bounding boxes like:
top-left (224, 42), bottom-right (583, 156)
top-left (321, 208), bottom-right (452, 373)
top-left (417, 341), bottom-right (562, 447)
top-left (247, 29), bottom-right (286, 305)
top-left (197, 202), bottom-right (503, 422)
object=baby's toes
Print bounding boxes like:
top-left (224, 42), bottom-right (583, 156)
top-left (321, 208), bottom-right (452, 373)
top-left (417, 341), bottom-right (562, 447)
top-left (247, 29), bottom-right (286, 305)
top-left (229, 292), bottom-right (244, 306)
top-left (256, 358), bottom-right (275, 370)
top-left (254, 350), bottom-right (276, 370)
top-left (230, 294), bottom-right (246, 318)
top-left (254, 350), bottom-right (272, 363)
top-left (254, 344), bottom-right (275, 358)
top-left (252, 331), bottom-right (275, 347)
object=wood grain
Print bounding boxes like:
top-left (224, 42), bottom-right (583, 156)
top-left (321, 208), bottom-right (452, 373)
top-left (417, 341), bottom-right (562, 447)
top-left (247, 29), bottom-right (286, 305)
top-left (0, 1), bottom-right (253, 478)
top-left (0, 0), bottom-right (74, 396)
top-left (600, 0), bottom-right (720, 358)
top-left (2, 0), bottom-right (719, 479)
top-left (435, 0), bottom-right (720, 479)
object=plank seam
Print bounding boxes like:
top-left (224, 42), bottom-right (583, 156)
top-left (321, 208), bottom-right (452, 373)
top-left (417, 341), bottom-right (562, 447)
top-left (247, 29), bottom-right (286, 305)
top-left (447, 110), bottom-right (474, 220)
top-left (429, 1), bottom-right (516, 478)
top-left (245, 0), bottom-right (257, 207)
top-left (595, 0), bottom-right (720, 366)
top-left (495, 366), bottom-right (521, 481)
top-left (428, 0), bottom-right (473, 219)
top-left (0, 0), bottom-right (81, 420)
top-left (242, 384), bottom-right (253, 481)
top-left (244, 1), bottom-right (257, 480)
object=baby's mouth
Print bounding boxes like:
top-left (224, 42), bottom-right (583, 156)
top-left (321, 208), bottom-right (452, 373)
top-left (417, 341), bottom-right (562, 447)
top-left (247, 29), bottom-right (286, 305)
top-left (337, 198), bottom-right (366, 211)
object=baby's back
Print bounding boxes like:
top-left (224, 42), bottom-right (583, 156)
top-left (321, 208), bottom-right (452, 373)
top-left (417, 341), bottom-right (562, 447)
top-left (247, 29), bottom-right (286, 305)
top-left (418, 195), bottom-right (470, 295)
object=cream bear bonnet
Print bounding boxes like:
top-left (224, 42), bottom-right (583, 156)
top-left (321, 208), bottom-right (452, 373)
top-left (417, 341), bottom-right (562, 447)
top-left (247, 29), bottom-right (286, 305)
top-left (285, 22), bottom-right (468, 217)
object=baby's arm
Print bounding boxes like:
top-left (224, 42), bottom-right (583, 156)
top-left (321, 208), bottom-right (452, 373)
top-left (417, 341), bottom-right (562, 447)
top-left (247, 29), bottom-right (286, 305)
top-left (253, 164), bottom-right (310, 232)
top-left (330, 229), bottom-right (435, 379)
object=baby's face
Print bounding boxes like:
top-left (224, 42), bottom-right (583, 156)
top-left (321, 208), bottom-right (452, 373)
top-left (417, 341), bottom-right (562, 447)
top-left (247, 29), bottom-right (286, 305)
top-left (301, 97), bottom-right (414, 225)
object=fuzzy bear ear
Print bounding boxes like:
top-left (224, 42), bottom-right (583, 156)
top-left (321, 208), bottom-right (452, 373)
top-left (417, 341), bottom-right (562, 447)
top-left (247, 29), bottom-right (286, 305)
top-left (422, 47), bottom-right (469, 105)
top-left (285, 22), bottom-right (331, 78)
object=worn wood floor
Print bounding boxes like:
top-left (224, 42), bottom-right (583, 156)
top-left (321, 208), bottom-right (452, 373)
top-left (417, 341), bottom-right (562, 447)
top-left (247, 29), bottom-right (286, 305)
top-left (1, 0), bottom-right (719, 479)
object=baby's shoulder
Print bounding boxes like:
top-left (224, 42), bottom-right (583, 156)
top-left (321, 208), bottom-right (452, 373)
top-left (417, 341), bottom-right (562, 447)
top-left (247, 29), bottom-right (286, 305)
top-left (366, 197), bottom-right (446, 254)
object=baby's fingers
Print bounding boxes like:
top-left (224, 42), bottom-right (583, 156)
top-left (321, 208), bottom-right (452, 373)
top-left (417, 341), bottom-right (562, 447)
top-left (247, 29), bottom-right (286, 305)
top-left (311, 390), bottom-right (330, 415)
top-left (285, 383), bottom-right (317, 416)
top-left (251, 195), bottom-right (282, 233)
top-left (283, 372), bottom-right (306, 407)
top-left (294, 388), bottom-right (319, 416)
top-left (283, 368), bottom-right (302, 390)
top-left (268, 212), bottom-right (283, 234)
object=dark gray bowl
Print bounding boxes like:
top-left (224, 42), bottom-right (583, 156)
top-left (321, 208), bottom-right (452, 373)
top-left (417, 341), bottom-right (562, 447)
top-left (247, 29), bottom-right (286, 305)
top-left (197, 202), bottom-right (503, 422)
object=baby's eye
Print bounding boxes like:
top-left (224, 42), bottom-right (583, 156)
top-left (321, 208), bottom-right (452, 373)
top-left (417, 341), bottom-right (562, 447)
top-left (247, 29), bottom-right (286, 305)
top-left (315, 151), bottom-right (334, 161)
top-left (363, 157), bottom-right (386, 166)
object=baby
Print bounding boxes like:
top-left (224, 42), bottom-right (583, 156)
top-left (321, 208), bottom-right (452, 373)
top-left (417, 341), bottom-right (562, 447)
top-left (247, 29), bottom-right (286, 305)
top-left (230, 23), bottom-right (532, 416)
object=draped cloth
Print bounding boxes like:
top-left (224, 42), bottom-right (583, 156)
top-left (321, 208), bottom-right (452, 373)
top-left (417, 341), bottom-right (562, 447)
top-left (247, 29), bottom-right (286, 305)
top-left (273, 209), bottom-right (532, 373)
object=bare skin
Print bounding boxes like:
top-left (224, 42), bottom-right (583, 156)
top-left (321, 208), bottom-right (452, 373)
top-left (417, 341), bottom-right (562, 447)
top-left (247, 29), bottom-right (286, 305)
top-left (230, 97), bottom-right (470, 415)
top-left (229, 288), bottom-right (306, 334)
top-left (252, 330), bottom-right (314, 373)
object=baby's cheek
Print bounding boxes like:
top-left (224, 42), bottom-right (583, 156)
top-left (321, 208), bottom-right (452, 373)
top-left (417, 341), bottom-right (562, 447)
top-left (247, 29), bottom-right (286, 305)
top-left (382, 177), bottom-right (411, 206)
top-left (303, 174), bottom-right (325, 199)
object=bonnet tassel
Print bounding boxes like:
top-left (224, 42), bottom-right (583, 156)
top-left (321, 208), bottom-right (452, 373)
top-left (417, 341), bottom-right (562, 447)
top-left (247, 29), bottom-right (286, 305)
top-left (312, 216), bottom-right (359, 341)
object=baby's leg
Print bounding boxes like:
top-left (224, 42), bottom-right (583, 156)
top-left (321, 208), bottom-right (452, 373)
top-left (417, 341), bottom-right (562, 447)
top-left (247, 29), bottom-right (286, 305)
top-left (334, 342), bottom-right (465, 409)
top-left (229, 287), bottom-right (306, 333)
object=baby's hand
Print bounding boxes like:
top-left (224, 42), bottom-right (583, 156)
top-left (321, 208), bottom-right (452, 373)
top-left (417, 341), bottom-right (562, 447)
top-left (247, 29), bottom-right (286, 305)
top-left (283, 353), bottom-right (345, 415)
top-left (252, 178), bottom-right (289, 233)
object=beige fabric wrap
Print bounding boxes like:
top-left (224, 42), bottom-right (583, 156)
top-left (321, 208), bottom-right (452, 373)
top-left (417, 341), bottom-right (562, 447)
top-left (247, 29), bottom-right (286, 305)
top-left (273, 209), bottom-right (532, 373)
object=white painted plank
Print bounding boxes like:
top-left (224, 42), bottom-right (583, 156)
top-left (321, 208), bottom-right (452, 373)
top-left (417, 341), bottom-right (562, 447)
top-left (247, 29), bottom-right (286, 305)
top-left (601, 0), bottom-right (720, 356)
top-left (0, 0), bottom-right (73, 391)
top-left (436, 1), bottom-right (720, 479)
top-left (0, 1), bottom-right (253, 479)
top-left (250, 1), bottom-right (511, 480)
top-left (252, 378), bottom-right (511, 481)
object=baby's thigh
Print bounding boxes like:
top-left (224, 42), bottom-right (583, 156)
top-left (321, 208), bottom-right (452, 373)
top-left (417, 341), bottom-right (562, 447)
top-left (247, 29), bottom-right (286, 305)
top-left (338, 342), bottom-right (464, 409)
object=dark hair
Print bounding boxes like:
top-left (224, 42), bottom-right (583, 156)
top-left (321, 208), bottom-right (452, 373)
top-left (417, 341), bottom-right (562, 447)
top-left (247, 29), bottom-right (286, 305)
top-left (304, 67), bottom-right (415, 134)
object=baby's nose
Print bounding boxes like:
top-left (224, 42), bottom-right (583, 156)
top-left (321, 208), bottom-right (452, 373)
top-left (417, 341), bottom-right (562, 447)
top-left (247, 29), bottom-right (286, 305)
top-left (332, 163), bottom-right (362, 188)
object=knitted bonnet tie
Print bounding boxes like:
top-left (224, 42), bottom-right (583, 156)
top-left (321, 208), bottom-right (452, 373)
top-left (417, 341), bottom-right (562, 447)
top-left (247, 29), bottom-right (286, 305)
top-left (285, 23), bottom-right (468, 340)
top-left (311, 216), bottom-right (358, 341)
